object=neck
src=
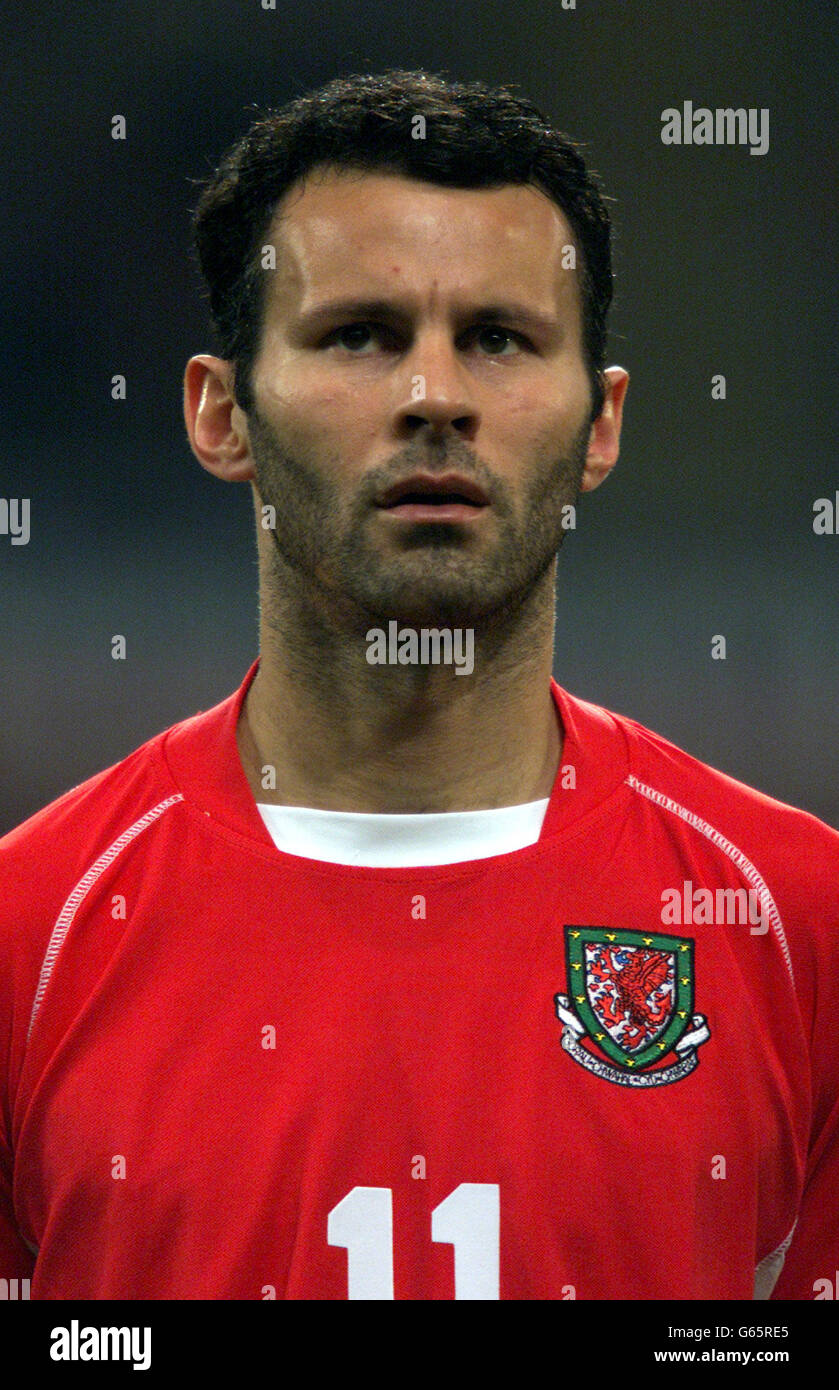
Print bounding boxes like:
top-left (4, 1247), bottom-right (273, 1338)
top-left (237, 551), bottom-right (562, 815)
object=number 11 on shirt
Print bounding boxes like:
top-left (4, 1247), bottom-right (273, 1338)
top-left (327, 1183), bottom-right (501, 1299)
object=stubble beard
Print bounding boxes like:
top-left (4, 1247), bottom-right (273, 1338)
top-left (248, 409), bottom-right (590, 634)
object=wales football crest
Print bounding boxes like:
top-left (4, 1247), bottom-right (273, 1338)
top-left (554, 926), bottom-right (710, 1088)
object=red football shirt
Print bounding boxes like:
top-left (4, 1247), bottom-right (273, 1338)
top-left (1, 660), bottom-right (837, 1299)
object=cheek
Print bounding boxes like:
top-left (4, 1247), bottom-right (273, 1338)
top-left (260, 372), bottom-right (371, 443)
top-left (259, 370), bottom-right (345, 415)
top-left (513, 361), bottom-right (592, 439)
top-left (259, 383), bottom-right (385, 494)
top-left (494, 392), bottom-right (583, 457)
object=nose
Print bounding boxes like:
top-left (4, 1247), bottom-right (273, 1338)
top-left (392, 331), bottom-right (480, 442)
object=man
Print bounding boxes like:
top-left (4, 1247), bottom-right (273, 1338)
top-left (1, 70), bottom-right (836, 1301)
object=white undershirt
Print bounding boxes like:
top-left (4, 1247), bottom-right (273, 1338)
top-left (256, 799), bottom-right (551, 867)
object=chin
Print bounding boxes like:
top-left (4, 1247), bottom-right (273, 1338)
top-left (359, 586), bottom-right (509, 632)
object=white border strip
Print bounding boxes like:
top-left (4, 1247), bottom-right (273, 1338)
top-left (625, 774), bottom-right (793, 986)
top-left (27, 794), bottom-right (185, 1042)
top-left (753, 1221), bottom-right (797, 1300)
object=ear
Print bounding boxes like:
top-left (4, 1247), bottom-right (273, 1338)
top-left (579, 366), bottom-right (629, 493)
top-left (183, 355), bottom-right (256, 482)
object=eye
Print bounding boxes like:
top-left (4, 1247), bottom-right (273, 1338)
top-left (320, 321), bottom-right (531, 356)
top-left (324, 323), bottom-right (394, 353)
top-left (471, 326), bottom-right (528, 356)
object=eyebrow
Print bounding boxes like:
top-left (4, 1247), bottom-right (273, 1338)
top-left (293, 297), bottom-right (562, 336)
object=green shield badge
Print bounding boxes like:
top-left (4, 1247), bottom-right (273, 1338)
top-left (555, 926), bottom-right (710, 1088)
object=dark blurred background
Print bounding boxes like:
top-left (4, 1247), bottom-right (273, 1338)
top-left (2, 0), bottom-right (836, 833)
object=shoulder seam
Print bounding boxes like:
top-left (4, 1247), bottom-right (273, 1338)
top-left (26, 794), bottom-right (185, 1043)
top-left (625, 774), bottom-right (794, 986)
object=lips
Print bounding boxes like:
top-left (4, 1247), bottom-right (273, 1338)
top-left (377, 472), bottom-right (490, 509)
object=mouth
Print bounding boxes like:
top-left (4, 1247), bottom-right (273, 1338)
top-left (375, 472), bottom-right (490, 523)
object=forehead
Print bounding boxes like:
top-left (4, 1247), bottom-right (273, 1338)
top-left (264, 167), bottom-right (581, 316)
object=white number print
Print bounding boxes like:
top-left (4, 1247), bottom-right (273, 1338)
top-left (328, 1182), bottom-right (500, 1300)
top-left (327, 1186), bottom-right (394, 1299)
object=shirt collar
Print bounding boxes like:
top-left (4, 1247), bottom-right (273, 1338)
top-left (161, 657), bottom-right (629, 854)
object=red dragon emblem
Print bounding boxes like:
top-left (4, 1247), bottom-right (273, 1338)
top-left (585, 944), bottom-right (676, 1052)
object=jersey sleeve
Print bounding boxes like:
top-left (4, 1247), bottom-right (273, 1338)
top-left (0, 805), bottom-right (78, 1292)
top-left (770, 816), bottom-right (839, 1299)
top-left (0, 836), bottom-right (38, 1287)
top-left (0, 1125), bottom-right (34, 1284)
top-left (771, 1094), bottom-right (839, 1298)
top-left (0, 889), bottom-right (36, 1284)
top-left (0, 722), bottom-right (191, 1297)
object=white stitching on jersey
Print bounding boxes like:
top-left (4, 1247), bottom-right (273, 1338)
top-left (625, 774), bottom-right (794, 986)
top-left (26, 794), bottom-right (185, 1042)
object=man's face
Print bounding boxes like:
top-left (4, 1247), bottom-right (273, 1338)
top-left (243, 167), bottom-right (596, 629)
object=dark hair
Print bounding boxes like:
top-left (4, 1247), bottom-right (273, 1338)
top-left (192, 69), bottom-right (614, 419)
